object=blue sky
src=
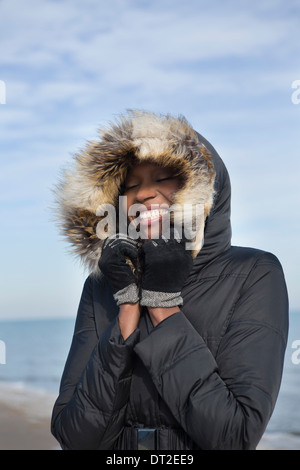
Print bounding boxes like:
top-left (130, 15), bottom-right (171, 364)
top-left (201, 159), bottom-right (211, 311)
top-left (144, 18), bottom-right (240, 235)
top-left (0, 0), bottom-right (299, 320)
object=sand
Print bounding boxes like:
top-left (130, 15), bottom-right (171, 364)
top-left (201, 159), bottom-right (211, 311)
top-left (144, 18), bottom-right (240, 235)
top-left (0, 382), bottom-right (60, 450)
top-left (0, 404), bottom-right (59, 450)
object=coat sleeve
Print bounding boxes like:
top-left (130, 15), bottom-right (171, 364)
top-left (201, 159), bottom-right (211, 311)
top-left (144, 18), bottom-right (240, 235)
top-left (51, 276), bottom-right (140, 450)
top-left (134, 252), bottom-right (289, 450)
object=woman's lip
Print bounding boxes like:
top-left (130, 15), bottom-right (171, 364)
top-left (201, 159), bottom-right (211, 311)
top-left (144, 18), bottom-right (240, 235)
top-left (131, 208), bottom-right (169, 226)
top-left (139, 205), bottom-right (160, 212)
top-left (138, 204), bottom-right (169, 213)
top-left (139, 215), bottom-right (162, 226)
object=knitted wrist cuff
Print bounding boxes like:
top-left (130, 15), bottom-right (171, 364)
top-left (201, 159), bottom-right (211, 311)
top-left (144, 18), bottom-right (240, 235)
top-left (140, 289), bottom-right (183, 308)
top-left (114, 283), bottom-right (140, 306)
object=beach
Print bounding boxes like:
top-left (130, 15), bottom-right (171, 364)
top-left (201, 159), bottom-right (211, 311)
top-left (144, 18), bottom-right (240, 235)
top-left (1, 382), bottom-right (300, 450)
top-left (1, 315), bottom-right (300, 451)
top-left (1, 404), bottom-right (300, 451)
top-left (0, 382), bottom-right (59, 450)
top-left (0, 403), bottom-right (58, 450)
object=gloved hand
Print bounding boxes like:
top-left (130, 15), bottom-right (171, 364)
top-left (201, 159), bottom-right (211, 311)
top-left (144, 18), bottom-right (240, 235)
top-left (99, 234), bottom-right (140, 306)
top-left (140, 231), bottom-right (193, 308)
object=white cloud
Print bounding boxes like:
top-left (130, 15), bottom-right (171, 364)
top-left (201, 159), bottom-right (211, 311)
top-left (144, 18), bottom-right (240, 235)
top-left (1, 0), bottom-right (298, 75)
top-left (0, 0), bottom-right (299, 318)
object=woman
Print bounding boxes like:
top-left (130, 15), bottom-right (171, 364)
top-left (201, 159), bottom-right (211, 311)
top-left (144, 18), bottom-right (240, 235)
top-left (51, 110), bottom-right (289, 450)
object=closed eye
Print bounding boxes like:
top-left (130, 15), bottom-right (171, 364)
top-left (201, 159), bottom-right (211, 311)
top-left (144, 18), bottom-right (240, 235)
top-left (156, 177), bottom-right (173, 182)
top-left (124, 176), bottom-right (173, 190)
top-left (124, 183), bottom-right (139, 191)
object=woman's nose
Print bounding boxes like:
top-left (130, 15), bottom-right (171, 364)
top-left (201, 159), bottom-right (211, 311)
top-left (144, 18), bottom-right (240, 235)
top-left (135, 182), bottom-right (157, 203)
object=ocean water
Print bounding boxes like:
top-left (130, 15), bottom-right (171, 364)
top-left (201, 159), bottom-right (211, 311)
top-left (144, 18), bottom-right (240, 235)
top-left (0, 312), bottom-right (300, 447)
top-left (0, 318), bottom-right (74, 394)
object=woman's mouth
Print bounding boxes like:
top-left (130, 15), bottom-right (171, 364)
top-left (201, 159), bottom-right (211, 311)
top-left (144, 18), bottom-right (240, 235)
top-left (137, 208), bottom-right (169, 226)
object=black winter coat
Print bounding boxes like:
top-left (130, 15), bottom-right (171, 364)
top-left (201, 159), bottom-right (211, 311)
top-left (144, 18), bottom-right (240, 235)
top-left (51, 116), bottom-right (289, 450)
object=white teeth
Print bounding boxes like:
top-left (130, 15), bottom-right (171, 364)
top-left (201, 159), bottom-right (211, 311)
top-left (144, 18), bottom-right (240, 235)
top-left (139, 209), bottom-right (168, 220)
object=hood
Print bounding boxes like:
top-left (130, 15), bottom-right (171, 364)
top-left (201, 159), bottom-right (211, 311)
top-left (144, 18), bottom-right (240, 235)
top-left (193, 132), bottom-right (232, 269)
top-left (54, 110), bottom-right (231, 273)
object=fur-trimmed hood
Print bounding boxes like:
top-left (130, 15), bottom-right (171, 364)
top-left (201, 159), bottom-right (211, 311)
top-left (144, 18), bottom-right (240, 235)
top-left (54, 110), bottom-right (217, 273)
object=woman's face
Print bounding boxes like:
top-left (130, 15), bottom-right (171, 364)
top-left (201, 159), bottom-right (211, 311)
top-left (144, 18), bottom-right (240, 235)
top-left (122, 161), bottom-right (183, 239)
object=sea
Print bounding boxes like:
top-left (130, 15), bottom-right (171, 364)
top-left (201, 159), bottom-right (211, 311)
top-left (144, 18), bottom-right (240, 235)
top-left (0, 312), bottom-right (300, 450)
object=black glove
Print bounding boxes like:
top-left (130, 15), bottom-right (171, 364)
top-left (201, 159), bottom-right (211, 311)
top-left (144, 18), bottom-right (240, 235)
top-left (99, 234), bottom-right (140, 306)
top-left (140, 232), bottom-right (193, 308)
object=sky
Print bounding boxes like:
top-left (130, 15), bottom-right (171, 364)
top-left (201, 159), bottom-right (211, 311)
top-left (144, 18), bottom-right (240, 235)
top-left (0, 0), bottom-right (299, 320)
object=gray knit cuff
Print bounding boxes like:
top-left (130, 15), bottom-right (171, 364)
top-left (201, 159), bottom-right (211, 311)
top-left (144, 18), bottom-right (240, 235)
top-left (140, 290), bottom-right (183, 308)
top-left (114, 283), bottom-right (140, 306)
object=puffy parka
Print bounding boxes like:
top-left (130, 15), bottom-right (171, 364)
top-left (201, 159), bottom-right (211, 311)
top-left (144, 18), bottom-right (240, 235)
top-left (51, 111), bottom-right (289, 450)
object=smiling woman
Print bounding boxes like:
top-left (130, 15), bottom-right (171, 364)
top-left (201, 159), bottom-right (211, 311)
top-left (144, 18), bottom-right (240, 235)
top-left (51, 110), bottom-right (288, 450)
top-left (122, 161), bottom-right (184, 239)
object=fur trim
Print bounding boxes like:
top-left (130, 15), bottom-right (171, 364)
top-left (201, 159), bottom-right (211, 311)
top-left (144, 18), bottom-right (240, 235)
top-left (54, 110), bottom-right (216, 272)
